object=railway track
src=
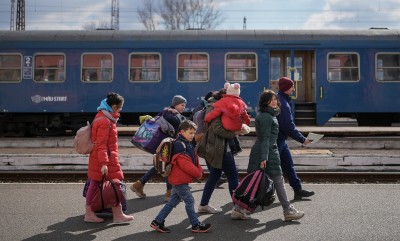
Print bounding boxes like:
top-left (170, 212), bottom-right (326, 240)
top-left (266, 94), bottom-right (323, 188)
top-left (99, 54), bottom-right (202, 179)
top-left (1, 171), bottom-right (399, 183)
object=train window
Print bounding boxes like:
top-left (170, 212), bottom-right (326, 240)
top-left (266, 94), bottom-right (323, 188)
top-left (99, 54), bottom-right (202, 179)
top-left (81, 53), bottom-right (113, 82)
top-left (0, 54), bottom-right (22, 83)
top-left (225, 53), bottom-right (257, 82)
top-left (327, 53), bottom-right (359, 82)
top-left (177, 53), bottom-right (209, 82)
top-left (270, 57), bottom-right (281, 81)
top-left (286, 57), bottom-right (303, 81)
top-left (376, 53), bottom-right (400, 82)
top-left (129, 53), bottom-right (161, 82)
top-left (34, 54), bottom-right (65, 82)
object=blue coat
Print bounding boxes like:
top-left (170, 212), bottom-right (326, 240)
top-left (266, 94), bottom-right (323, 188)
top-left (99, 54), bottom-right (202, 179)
top-left (277, 91), bottom-right (306, 143)
top-left (247, 107), bottom-right (281, 175)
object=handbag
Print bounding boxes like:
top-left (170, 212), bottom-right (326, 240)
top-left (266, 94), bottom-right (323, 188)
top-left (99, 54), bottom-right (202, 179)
top-left (90, 175), bottom-right (126, 212)
top-left (131, 115), bottom-right (169, 154)
top-left (83, 178), bottom-right (127, 212)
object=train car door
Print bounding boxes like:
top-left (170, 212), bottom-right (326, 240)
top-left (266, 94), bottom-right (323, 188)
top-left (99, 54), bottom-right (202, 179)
top-left (269, 50), bottom-right (314, 102)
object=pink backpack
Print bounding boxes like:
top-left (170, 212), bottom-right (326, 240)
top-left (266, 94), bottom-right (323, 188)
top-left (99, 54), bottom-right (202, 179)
top-left (74, 116), bottom-right (108, 154)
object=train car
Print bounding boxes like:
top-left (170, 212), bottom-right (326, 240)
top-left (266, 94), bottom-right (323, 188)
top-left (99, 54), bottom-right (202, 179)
top-left (1, 29), bottom-right (400, 136)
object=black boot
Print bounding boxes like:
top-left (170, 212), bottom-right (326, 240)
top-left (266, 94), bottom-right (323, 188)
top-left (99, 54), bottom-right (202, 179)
top-left (294, 189), bottom-right (315, 200)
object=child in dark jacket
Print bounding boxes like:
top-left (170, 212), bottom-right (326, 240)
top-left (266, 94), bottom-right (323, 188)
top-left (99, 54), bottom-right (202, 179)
top-left (130, 95), bottom-right (187, 202)
top-left (150, 120), bottom-right (211, 233)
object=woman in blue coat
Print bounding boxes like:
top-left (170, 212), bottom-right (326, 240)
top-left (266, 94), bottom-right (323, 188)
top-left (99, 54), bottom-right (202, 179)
top-left (237, 90), bottom-right (304, 221)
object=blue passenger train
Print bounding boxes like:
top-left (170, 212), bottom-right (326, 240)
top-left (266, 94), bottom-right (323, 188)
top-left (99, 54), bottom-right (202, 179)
top-left (1, 29), bottom-right (399, 135)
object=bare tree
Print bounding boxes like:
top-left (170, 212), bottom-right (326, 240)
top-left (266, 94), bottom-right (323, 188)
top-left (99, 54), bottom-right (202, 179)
top-left (81, 19), bottom-right (111, 30)
top-left (137, 0), bottom-right (223, 30)
top-left (82, 21), bottom-right (97, 30)
top-left (180, 0), bottom-right (223, 30)
top-left (138, 0), bottom-right (158, 30)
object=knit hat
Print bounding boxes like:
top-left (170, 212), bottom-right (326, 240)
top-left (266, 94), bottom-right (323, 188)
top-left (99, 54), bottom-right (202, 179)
top-left (224, 82), bottom-right (241, 97)
top-left (171, 95), bottom-right (187, 107)
top-left (278, 77), bottom-right (294, 92)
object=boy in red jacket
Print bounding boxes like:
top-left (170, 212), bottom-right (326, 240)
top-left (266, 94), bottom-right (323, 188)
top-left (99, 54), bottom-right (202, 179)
top-left (150, 120), bottom-right (211, 233)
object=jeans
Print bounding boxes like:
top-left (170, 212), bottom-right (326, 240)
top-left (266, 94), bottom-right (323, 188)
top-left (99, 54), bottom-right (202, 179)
top-left (270, 174), bottom-right (291, 211)
top-left (140, 167), bottom-right (172, 190)
top-left (200, 151), bottom-right (238, 206)
top-left (277, 138), bottom-right (302, 192)
top-left (155, 184), bottom-right (199, 226)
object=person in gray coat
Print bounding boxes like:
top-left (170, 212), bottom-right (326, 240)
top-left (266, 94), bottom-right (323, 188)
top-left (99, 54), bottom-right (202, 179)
top-left (244, 90), bottom-right (304, 221)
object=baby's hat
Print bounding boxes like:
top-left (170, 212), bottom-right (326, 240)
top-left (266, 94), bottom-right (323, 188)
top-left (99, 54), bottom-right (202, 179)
top-left (224, 82), bottom-right (241, 97)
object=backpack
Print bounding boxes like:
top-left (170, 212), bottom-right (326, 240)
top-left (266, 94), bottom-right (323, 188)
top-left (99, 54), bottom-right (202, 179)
top-left (74, 116), bottom-right (107, 154)
top-left (255, 172), bottom-right (275, 209)
top-left (153, 137), bottom-right (186, 177)
top-left (192, 108), bottom-right (206, 143)
top-left (231, 170), bottom-right (264, 213)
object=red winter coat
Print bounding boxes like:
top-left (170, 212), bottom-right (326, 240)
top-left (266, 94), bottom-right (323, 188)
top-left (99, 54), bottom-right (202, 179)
top-left (168, 153), bottom-right (203, 185)
top-left (204, 94), bottom-right (251, 131)
top-left (88, 111), bottom-right (124, 181)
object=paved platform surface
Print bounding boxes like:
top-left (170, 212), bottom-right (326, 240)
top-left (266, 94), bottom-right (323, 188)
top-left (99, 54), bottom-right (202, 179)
top-left (1, 183), bottom-right (399, 241)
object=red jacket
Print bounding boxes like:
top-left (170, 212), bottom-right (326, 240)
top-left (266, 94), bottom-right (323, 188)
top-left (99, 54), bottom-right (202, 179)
top-left (88, 111), bottom-right (124, 181)
top-left (204, 94), bottom-right (251, 131)
top-left (168, 153), bottom-right (203, 185)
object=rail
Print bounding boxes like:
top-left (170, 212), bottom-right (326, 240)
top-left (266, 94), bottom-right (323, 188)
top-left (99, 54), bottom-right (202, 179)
top-left (1, 171), bottom-right (399, 183)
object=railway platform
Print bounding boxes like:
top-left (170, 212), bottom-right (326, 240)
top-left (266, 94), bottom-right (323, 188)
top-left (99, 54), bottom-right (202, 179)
top-left (116, 125), bottom-right (400, 136)
top-left (1, 182), bottom-right (400, 241)
top-left (0, 135), bottom-right (399, 174)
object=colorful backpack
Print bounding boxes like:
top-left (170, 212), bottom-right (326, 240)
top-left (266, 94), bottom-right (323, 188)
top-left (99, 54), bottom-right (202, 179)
top-left (153, 137), bottom-right (186, 177)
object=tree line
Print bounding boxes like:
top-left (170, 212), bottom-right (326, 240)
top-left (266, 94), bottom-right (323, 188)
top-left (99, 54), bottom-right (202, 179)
top-left (82, 0), bottom-right (224, 30)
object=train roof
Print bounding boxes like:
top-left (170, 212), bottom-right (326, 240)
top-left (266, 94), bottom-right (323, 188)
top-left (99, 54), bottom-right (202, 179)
top-left (1, 29), bottom-right (400, 42)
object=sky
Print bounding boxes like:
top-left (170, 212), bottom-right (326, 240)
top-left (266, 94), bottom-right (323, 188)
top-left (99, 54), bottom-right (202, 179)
top-left (1, 0), bottom-right (400, 30)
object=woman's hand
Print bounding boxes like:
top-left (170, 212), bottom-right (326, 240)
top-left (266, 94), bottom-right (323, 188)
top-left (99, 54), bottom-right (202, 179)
top-left (101, 165), bottom-right (108, 175)
top-left (260, 160), bottom-right (267, 169)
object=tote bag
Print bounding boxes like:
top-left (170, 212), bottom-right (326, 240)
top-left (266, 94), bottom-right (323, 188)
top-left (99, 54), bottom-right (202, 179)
top-left (131, 117), bottom-right (169, 154)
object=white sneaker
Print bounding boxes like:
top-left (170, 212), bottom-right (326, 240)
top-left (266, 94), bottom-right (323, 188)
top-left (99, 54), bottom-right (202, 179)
top-left (230, 209), bottom-right (251, 220)
top-left (284, 205), bottom-right (305, 221)
top-left (198, 205), bottom-right (221, 214)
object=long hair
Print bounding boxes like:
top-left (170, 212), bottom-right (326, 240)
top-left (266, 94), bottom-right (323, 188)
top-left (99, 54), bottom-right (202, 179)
top-left (258, 90), bottom-right (280, 113)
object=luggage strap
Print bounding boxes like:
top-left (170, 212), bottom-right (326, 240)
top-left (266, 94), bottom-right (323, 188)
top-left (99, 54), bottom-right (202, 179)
top-left (244, 170), bottom-right (262, 197)
top-left (99, 175), bottom-right (121, 210)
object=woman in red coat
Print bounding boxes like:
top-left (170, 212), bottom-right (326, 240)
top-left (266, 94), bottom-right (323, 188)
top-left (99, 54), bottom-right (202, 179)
top-left (84, 92), bottom-right (134, 223)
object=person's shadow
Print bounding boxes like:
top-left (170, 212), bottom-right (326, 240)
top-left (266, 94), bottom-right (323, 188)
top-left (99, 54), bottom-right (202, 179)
top-left (22, 190), bottom-right (301, 241)
top-left (112, 202), bottom-right (301, 241)
top-left (20, 195), bottom-right (156, 241)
